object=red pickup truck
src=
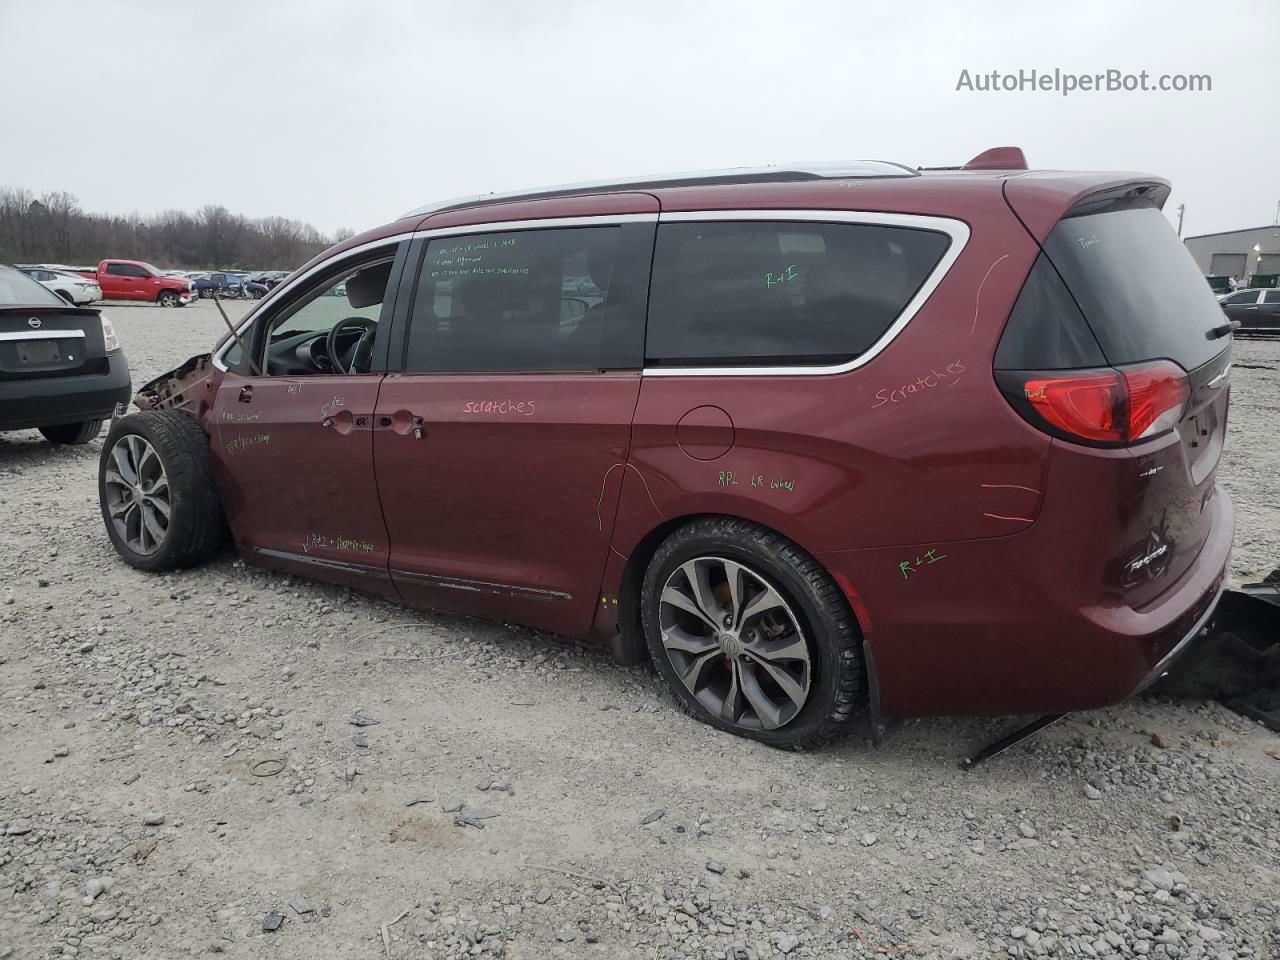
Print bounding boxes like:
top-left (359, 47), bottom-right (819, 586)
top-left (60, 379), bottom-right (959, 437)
top-left (77, 260), bottom-right (196, 308)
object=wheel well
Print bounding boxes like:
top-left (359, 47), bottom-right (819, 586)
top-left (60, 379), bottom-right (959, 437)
top-left (614, 514), bottom-right (714, 662)
top-left (613, 512), bottom-right (859, 665)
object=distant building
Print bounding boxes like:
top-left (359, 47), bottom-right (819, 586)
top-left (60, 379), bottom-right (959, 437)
top-left (1183, 225), bottom-right (1280, 283)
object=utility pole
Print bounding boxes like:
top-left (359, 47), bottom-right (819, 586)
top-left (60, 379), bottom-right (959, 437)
top-left (1274, 199), bottom-right (1279, 226)
top-left (1176, 203), bottom-right (1185, 237)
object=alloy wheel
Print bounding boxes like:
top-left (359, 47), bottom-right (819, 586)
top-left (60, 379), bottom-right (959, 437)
top-left (658, 556), bottom-right (811, 730)
top-left (103, 435), bottom-right (171, 555)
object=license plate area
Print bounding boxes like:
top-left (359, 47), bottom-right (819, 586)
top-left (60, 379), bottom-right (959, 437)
top-left (17, 340), bottom-right (62, 364)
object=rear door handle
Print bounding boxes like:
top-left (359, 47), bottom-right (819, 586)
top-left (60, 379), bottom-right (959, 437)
top-left (238, 385), bottom-right (253, 403)
top-left (381, 411), bottom-right (427, 438)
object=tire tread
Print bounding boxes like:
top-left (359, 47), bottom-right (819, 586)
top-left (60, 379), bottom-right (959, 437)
top-left (641, 517), bottom-right (864, 751)
top-left (99, 411), bottom-right (225, 570)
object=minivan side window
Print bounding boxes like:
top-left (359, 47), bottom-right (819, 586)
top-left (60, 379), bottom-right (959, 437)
top-left (1264, 290), bottom-right (1280, 304)
top-left (645, 221), bottom-right (950, 367)
top-left (404, 227), bottom-right (625, 373)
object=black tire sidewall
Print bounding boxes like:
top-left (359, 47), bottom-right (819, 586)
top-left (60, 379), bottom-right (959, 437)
top-left (641, 522), bottom-right (857, 749)
top-left (98, 414), bottom-right (216, 571)
top-left (39, 420), bottom-right (101, 445)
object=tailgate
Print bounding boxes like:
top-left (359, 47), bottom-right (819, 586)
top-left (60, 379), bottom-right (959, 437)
top-left (1004, 190), bottom-right (1232, 606)
top-left (0, 306), bottom-right (106, 381)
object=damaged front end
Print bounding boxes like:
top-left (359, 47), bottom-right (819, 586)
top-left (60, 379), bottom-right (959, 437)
top-left (130, 353), bottom-right (217, 417)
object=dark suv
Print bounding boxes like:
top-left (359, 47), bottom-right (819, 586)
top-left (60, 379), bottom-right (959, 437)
top-left (97, 150), bottom-right (1233, 749)
top-left (0, 264), bottom-right (130, 445)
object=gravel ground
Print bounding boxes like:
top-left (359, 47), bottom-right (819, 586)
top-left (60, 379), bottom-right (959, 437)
top-left (1, 300), bottom-right (1278, 960)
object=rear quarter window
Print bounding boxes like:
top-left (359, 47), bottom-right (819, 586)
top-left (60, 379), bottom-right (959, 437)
top-left (645, 220), bottom-right (950, 366)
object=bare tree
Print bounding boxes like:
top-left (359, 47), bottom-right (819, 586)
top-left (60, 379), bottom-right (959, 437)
top-left (0, 186), bottom-right (339, 269)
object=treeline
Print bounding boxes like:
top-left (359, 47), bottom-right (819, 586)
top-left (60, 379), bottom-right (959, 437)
top-left (0, 187), bottom-right (354, 270)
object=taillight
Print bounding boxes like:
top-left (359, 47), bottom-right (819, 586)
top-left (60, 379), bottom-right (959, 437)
top-left (1124, 362), bottom-right (1190, 439)
top-left (999, 361), bottom-right (1188, 447)
top-left (100, 315), bottom-right (121, 353)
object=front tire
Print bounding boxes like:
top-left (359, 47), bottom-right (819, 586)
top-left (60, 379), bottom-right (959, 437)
top-left (40, 420), bottom-right (102, 445)
top-left (98, 412), bottom-right (226, 571)
top-left (641, 518), bottom-right (864, 750)
top-left (157, 290), bottom-right (179, 308)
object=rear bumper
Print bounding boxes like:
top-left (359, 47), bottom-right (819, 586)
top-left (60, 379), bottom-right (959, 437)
top-left (816, 483), bottom-right (1233, 717)
top-left (0, 352), bottom-right (132, 430)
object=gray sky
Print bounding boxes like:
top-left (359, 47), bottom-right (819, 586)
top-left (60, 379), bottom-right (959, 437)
top-left (3, 0), bottom-right (1275, 238)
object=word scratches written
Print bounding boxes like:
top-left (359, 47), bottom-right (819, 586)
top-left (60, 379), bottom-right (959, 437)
top-left (320, 395), bottom-right (345, 418)
top-left (898, 548), bottom-right (947, 580)
top-left (765, 264), bottom-right (799, 288)
top-left (872, 360), bottom-right (965, 409)
top-left (463, 399), bottom-right (536, 416)
top-left (303, 533), bottom-right (375, 554)
top-left (286, 382), bottom-right (304, 396)
top-left (220, 411), bottom-right (260, 422)
top-left (224, 433), bottom-right (270, 455)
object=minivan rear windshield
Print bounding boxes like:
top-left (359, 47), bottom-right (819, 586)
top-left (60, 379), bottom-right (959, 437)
top-left (1041, 203), bottom-right (1226, 372)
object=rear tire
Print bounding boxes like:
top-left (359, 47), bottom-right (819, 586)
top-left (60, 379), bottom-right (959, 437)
top-left (641, 518), bottom-right (865, 750)
top-left (98, 412), bottom-right (226, 571)
top-left (39, 420), bottom-right (102, 445)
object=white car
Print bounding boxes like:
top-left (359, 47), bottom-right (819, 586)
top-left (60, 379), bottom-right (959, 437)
top-left (20, 267), bottom-right (102, 305)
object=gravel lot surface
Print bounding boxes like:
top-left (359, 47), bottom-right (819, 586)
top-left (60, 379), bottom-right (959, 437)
top-left (2, 300), bottom-right (1278, 960)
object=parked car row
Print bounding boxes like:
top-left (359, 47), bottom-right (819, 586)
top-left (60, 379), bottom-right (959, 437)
top-left (171, 269), bottom-right (289, 300)
top-left (10, 263), bottom-right (293, 307)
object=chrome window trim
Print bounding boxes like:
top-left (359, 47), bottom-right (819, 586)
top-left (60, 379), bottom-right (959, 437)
top-left (210, 213), bottom-right (659, 371)
top-left (642, 209), bottom-right (970, 378)
top-left (0, 329), bottom-right (86, 341)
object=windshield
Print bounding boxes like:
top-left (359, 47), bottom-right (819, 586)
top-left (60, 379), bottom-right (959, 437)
top-left (0, 264), bottom-right (67, 306)
top-left (1042, 203), bottom-right (1227, 371)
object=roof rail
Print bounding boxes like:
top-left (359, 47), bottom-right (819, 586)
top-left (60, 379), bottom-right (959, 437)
top-left (400, 161), bottom-right (919, 219)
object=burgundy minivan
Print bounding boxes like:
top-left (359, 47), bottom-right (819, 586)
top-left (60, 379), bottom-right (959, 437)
top-left (100, 150), bottom-right (1233, 749)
